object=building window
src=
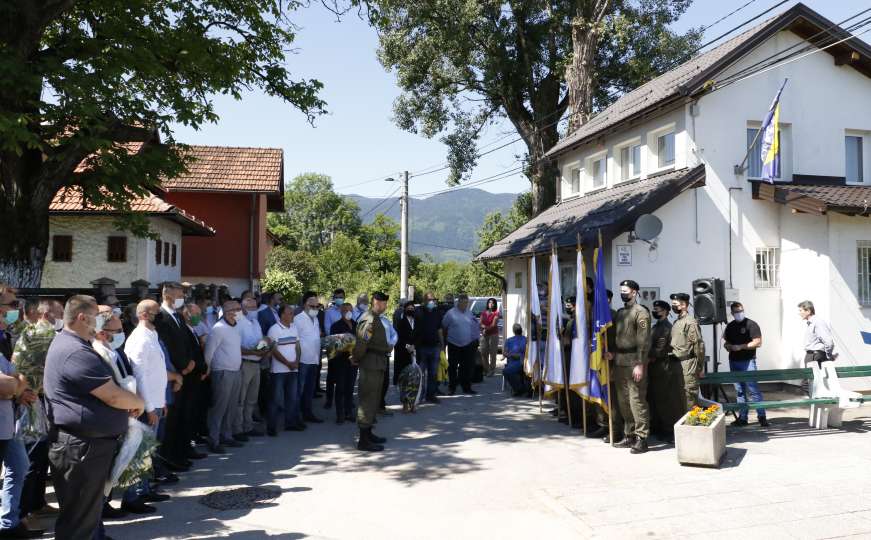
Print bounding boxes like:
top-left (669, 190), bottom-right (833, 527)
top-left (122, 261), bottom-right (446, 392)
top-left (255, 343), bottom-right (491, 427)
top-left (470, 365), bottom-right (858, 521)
top-left (107, 236), bottom-right (127, 263)
top-left (591, 157), bottom-right (606, 190)
top-left (570, 168), bottom-right (581, 194)
top-left (846, 135), bottom-right (864, 184)
top-left (657, 132), bottom-right (675, 168)
top-left (163, 241), bottom-right (170, 266)
top-left (514, 272), bottom-right (522, 289)
top-left (858, 241), bottom-right (871, 305)
top-left (754, 247), bottom-right (780, 288)
top-left (52, 235), bottom-right (73, 262)
top-left (619, 144), bottom-right (642, 181)
top-left (155, 239), bottom-right (162, 265)
top-left (171, 243), bottom-right (177, 267)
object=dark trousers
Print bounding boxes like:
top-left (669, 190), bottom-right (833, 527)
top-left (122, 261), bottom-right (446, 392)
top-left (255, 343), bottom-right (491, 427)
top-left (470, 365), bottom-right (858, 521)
top-left (196, 374), bottom-right (211, 438)
top-left (20, 439), bottom-right (49, 517)
top-left (325, 358), bottom-right (338, 404)
top-left (333, 355), bottom-right (358, 420)
top-left (447, 343), bottom-right (474, 392)
top-left (164, 374), bottom-right (199, 461)
top-left (380, 363), bottom-right (390, 409)
top-left (258, 368), bottom-right (271, 419)
top-left (49, 431), bottom-right (119, 540)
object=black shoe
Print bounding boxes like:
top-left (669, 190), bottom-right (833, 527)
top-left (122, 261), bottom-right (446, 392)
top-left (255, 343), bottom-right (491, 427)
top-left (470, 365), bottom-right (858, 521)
top-left (285, 424), bottom-right (305, 432)
top-left (304, 415), bottom-right (324, 424)
top-left (324, 400), bottom-right (333, 409)
top-left (369, 431), bottom-right (387, 444)
top-left (548, 408), bottom-right (558, 417)
top-left (630, 438), bottom-right (649, 454)
top-left (186, 450), bottom-right (207, 460)
top-left (731, 418), bottom-right (749, 427)
top-left (0, 523), bottom-right (45, 538)
top-left (759, 417), bottom-right (770, 427)
top-left (233, 433), bottom-right (250, 443)
top-left (448, 387), bottom-right (456, 396)
top-left (602, 434), bottom-right (624, 444)
top-left (377, 409), bottom-right (394, 417)
top-left (246, 430), bottom-right (265, 437)
top-left (266, 429), bottom-right (278, 437)
top-left (426, 396), bottom-right (441, 404)
top-left (345, 413), bottom-right (356, 422)
top-left (153, 472), bottom-right (180, 484)
top-left (613, 437), bottom-right (634, 448)
top-left (121, 500), bottom-right (157, 515)
top-left (221, 438), bottom-right (243, 448)
top-left (463, 389), bottom-right (478, 395)
top-left (436, 389), bottom-right (446, 396)
top-left (357, 429), bottom-right (384, 452)
top-left (102, 502), bottom-right (128, 519)
top-left (193, 435), bottom-right (208, 445)
top-left (164, 460), bottom-right (190, 472)
top-left (336, 417), bottom-right (345, 425)
top-left (143, 491), bottom-right (171, 503)
top-left (207, 442), bottom-right (226, 454)
top-left (586, 426), bottom-right (607, 438)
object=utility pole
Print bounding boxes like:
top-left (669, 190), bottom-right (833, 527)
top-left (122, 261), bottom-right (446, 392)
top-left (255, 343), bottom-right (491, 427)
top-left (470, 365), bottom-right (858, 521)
top-left (400, 170), bottom-right (409, 301)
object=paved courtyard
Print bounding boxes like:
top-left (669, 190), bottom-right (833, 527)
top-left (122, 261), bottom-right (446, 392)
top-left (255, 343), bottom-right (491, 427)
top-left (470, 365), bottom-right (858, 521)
top-left (37, 372), bottom-right (871, 539)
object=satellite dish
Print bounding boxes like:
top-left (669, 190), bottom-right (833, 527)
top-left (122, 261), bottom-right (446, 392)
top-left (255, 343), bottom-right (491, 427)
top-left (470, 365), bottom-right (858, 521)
top-left (634, 214), bottom-right (662, 241)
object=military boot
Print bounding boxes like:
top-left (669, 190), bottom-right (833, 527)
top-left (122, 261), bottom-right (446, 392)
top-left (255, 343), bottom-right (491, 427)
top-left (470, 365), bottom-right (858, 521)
top-left (357, 429), bottom-right (384, 452)
top-left (630, 437), bottom-right (649, 454)
top-left (369, 430), bottom-right (387, 444)
top-left (613, 435), bottom-right (635, 448)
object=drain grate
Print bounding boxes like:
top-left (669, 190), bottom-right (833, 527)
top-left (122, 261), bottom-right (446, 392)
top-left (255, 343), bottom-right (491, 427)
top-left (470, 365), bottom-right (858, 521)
top-left (199, 485), bottom-right (282, 510)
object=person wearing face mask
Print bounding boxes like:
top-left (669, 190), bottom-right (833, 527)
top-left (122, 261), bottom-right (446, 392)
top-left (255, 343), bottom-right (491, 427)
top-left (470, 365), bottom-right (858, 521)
top-left (352, 293), bottom-right (369, 322)
top-left (392, 300), bottom-right (417, 391)
top-left (722, 302), bottom-right (767, 427)
top-left (322, 289), bottom-right (347, 410)
top-left (235, 298), bottom-right (270, 439)
top-left (203, 300), bottom-right (244, 454)
top-left (414, 292), bottom-right (444, 404)
top-left (645, 300), bottom-right (683, 443)
top-left (669, 293), bottom-right (705, 413)
top-left (352, 292), bottom-right (392, 452)
top-left (257, 292), bottom-right (283, 336)
top-left (44, 295), bottom-right (145, 540)
top-left (328, 303), bottom-right (358, 424)
top-left (611, 280), bottom-right (651, 454)
top-left (294, 292), bottom-right (324, 425)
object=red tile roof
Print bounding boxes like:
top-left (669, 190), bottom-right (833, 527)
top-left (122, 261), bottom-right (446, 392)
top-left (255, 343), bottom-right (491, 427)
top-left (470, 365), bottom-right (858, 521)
top-left (162, 145), bottom-right (283, 194)
top-left (50, 187), bottom-right (215, 236)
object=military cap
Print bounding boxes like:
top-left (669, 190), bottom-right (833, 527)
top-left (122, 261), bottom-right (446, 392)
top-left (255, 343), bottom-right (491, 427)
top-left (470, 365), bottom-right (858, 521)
top-left (670, 292), bottom-right (690, 302)
top-left (565, 295), bottom-right (576, 305)
top-left (619, 279), bottom-right (640, 291)
top-left (653, 300), bottom-right (670, 311)
top-left (372, 291), bottom-right (389, 301)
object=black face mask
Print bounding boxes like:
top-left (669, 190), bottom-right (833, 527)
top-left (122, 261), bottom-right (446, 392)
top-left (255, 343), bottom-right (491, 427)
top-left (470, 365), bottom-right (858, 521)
top-left (405, 310), bottom-right (415, 317)
top-left (620, 293), bottom-right (632, 303)
top-left (672, 306), bottom-right (681, 314)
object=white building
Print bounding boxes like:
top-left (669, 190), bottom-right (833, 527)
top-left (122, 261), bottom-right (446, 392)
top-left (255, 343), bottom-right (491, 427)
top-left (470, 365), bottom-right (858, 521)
top-left (478, 4), bottom-right (871, 379)
top-left (43, 187), bottom-right (215, 288)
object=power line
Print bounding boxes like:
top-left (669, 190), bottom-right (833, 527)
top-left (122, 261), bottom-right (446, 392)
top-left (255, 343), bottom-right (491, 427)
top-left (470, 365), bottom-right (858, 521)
top-left (358, 184), bottom-right (401, 219)
top-left (410, 240), bottom-right (473, 253)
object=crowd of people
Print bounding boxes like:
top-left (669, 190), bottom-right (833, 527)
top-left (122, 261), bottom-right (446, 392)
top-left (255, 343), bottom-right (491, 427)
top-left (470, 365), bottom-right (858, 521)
top-left (0, 283), bottom-right (504, 539)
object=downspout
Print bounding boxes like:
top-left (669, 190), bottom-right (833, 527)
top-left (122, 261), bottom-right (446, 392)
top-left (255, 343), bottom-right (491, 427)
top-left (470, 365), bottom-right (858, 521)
top-left (249, 193), bottom-right (256, 291)
top-left (728, 187), bottom-right (743, 289)
top-left (690, 100), bottom-right (702, 245)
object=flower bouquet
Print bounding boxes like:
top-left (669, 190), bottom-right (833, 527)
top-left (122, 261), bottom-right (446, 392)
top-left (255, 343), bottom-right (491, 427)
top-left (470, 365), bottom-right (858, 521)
top-left (322, 333), bottom-right (356, 359)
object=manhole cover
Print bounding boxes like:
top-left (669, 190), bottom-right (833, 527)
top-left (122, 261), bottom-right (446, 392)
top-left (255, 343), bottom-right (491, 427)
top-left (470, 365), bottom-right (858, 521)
top-left (199, 485), bottom-right (282, 510)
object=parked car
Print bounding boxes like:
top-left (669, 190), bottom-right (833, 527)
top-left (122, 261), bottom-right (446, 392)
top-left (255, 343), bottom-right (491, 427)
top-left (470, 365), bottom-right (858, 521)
top-left (469, 296), bottom-right (504, 353)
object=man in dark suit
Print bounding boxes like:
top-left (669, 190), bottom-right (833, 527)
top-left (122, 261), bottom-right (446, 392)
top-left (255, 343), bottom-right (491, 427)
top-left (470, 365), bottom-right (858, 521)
top-left (154, 282), bottom-right (197, 469)
top-left (258, 292), bottom-right (282, 335)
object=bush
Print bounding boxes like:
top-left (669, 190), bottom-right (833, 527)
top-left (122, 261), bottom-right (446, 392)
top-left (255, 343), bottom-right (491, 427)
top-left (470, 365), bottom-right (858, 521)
top-left (261, 270), bottom-right (304, 304)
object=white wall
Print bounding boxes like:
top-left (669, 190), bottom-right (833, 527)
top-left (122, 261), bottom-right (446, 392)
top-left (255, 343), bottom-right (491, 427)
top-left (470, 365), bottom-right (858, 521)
top-left (145, 219), bottom-right (184, 286)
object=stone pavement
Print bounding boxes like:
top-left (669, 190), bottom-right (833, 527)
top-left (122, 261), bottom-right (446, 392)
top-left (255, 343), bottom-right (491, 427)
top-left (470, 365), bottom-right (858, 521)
top-left (37, 373), bottom-right (871, 539)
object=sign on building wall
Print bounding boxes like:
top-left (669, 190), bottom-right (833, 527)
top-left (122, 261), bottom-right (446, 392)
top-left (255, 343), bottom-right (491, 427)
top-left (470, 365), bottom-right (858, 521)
top-left (616, 244), bottom-right (632, 266)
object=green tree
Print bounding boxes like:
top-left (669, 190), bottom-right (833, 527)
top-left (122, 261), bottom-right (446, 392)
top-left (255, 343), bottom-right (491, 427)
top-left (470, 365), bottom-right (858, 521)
top-left (268, 173), bottom-right (362, 251)
top-left (361, 0), bottom-right (699, 215)
top-left (0, 1), bottom-right (326, 287)
top-left (266, 245), bottom-right (319, 290)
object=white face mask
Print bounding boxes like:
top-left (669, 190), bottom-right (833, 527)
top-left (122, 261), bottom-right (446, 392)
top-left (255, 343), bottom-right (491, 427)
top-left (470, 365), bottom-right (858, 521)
top-left (173, 298), bottom-right (185, 309)
top-left (246, 311), bottom-right (258, 321)
top-left (110, 332), bottom-right (126, 350)
top-left (52, 318), bottom-right (64, 332)
top-left (307, 308), bottom-right (319, 318)
top-left (343, 311), bottom-right (352, 321)
top-left (95, 313), bottom-right (108, 332)
top-left (733, 312), bottom-right (746, 322)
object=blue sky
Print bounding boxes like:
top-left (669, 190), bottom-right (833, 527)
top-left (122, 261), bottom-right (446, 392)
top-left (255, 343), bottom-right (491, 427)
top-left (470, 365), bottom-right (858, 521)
top-left (170, 0), bottom-right (869, 199)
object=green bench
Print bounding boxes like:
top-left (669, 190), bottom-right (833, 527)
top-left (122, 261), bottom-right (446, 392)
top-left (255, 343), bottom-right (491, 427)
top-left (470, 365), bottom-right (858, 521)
top-left (698, 365), bottom-right (871, 428)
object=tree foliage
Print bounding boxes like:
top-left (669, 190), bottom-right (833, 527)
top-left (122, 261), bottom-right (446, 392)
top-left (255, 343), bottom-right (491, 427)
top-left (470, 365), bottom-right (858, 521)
top-left (0, 0), bottom-right (325, 287)
top-left (359, 0), bottom-right (700, 215)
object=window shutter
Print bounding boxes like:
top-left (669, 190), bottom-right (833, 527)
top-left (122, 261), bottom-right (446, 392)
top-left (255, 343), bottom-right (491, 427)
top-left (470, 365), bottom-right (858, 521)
top-left (107, 236), bottom-right (127, 262)
top-left (52, 235), bottom-right (73, 262)
top-left (155, 239), bottom-right (162, 265)
top-left (171, 243), bottom-right (177, 267)
top-left (163, 241), bottom-right (170, 266)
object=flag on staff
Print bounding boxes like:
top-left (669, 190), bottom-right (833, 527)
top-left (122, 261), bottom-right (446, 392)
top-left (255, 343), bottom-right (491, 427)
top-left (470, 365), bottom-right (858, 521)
top-left (569, 246), bottom-right (589, 396)
top-left (586, 237), bottom-right (612, 412)
top-left (543, 245), bottom-right (564, 390)
top-left (524, 255), bottom-right (541, 378)
top-left (760, 78), bottom-right (787, 183)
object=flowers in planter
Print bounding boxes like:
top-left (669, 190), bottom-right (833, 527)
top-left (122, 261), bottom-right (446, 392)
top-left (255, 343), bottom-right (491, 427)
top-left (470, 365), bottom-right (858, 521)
top-left (684, 404), bottom-right (721, 427)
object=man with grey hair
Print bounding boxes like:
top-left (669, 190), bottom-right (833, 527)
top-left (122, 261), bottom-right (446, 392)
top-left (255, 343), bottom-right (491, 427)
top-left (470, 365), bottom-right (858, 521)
top-left (235, 298), bottom-right (270, 438)
top-left (352, 293), bottom-right (369, 322)
top-left (204, 300), bottom-right (244, 454)
top-left (44, 295), bottom-right (145, 540)
top-left (441, 293), bottom-right (478, 395)
top-left (799, 300), bottom-right (835, 367)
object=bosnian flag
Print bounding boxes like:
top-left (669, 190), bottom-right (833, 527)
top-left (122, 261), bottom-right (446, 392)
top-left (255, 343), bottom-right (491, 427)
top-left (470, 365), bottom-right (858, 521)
top-left (760, 79), bottom-right (788, 183)
top-left (543, 245), bottom-right (564, 391)
top-left (524, 255), bottom-right (541, 377)
top-left (570, 247), bottom-right (590, 396)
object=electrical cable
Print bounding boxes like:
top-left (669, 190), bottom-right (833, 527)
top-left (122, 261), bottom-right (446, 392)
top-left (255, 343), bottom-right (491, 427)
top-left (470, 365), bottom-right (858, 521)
top-left (358, 184), bottom-right (401, 219)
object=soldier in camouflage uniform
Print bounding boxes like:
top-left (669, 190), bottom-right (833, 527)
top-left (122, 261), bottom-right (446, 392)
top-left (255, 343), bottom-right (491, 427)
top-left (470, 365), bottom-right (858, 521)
top-left (669, 293), bottom-right (705, 412)
top-left (612, 280), bottom-right (651, 454)
top-left (352, 292), bottom-right (392, 452)
top-left (646, 300), bottom-right (683, 442)
top-left (12, 299), bottom-right (64, 393)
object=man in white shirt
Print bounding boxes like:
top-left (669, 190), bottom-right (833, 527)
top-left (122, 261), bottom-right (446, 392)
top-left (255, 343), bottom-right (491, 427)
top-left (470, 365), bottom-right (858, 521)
top-left (235, 298), bottom-right (269, 439)
top-left (203, 300), bottom-right (244, 454)
top-left (125, 300), bottom-right (169, 432)
top-left (294, 292), bottom-right (324, 424)
top-left (266, 304), bottom-right (303, 435)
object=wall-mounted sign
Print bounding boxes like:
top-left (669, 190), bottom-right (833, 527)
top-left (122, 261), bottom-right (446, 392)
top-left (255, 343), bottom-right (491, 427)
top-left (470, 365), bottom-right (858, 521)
top-left (616, 244), bottom-right (632, 266)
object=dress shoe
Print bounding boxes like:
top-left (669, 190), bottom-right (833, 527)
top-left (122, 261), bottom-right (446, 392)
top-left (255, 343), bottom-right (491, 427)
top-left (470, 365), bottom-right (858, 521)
top-left (207, 442), bottom-right (226, 454)
top-left (345, 413), bottom-right (356, 422)
top-left (285, 424), bottom-right (305, 431)
top-left (102, 502), bottom-right (128, 519)
top-left (193, 435), bottom-right (208, 445)
top-left (463, 389), bottom-right (478, 395)
top-left (557, 416), bottom-right (568, 424)
top-left (304, 415), bottom-right (324, 424)
top-left (602, 433), bottom-right (624, 444)
top-left (267, 429), bottom-right (278, 437)
top-left (731, 418), bottom-right (748, 427)
top-left (246, 430), bottom-right (265, 437)
top-left (121, 500), bottom-right (157, 515)
top-left (548, 408), bottom-right (558, 417)
top-left (221, 438), bottom-right (243, 448)
top-left (323, 400), bottom-right (333, 409)
top-left (448, 387), bottom-right (456, 396)
top-left (586, 426), bottom-right (607, 438)
top-left (0, 523), bottom-right (45, 538)
top-left (613, 437), bottom-right (635, 448)
top-left (335, 417), bottom-right (345, 425)
top-left (426, 396), bottom-right (441, 404)
top-left (186, 450), bottom-right (207, 460)
top-left (143, 491), bottom-right (171, 503)
top-left (233, 433), bottom-right (250, 443)
top-left (164, 460), bottom-right (190, 472)
top-left (759, 417), bottom-right (770, 427)
top-left (630, 438), bottom-right (649, 454)
top-left (153, 472), bottom-right (180, 484)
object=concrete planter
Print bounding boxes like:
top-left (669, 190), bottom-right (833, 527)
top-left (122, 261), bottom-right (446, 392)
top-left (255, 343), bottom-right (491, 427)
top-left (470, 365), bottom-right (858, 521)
top-left (674, 411), bottom-right (726, 467)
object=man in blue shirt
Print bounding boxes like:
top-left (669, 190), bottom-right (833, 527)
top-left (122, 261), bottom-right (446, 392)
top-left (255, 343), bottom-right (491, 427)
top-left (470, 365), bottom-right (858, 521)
top-left (503, 324), bottom-right (529, 396)
top-left (441, 294), bottom-right (478, 395)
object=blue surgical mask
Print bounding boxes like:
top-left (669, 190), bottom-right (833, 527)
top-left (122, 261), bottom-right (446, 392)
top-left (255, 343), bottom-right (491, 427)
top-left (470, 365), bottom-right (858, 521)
top-left (110, 332), bottom-right (126, 350)
top-left (426, 301), bottom-right (436, 310)
top-left (206, 306), bottom-right (215, 315)
top-left (4, 310), bottom-right (19, 326)
top-left (733, 312), bottom-right (746, 322)
top-left (334, 298), bottom-right (345, 306)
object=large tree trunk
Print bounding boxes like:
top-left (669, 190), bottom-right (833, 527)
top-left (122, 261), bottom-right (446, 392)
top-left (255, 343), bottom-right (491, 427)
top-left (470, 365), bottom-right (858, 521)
top-left (566, 1), bottom-right (611, 132)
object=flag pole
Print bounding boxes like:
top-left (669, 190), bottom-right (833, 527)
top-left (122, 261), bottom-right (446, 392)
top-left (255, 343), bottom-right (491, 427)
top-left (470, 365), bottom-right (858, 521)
top-left (598, 229), bottom-right (615, 447)
top-left (555, 243), bottom-right (573, 429)
top-left (525, 256), bottom-right (532, 399)
top-left (734, 78), bottom-right (788, 174)
top-left (577, 232), bottom-right (587, 436)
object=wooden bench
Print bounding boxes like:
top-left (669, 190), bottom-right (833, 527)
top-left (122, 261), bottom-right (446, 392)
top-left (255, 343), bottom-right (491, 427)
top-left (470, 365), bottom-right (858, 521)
top-left (698, 365), bottom-right (871, 429)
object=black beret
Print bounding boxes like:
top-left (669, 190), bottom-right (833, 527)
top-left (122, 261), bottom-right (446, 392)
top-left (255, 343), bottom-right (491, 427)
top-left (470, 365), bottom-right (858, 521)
top-left (619, 279), bottom-right (640, 291)
top-left (372, 291), bottom-right (389, 301)
top-left (670, 292), bottom-right (690, 302)
top-left (565, 296), bottom-right (576, 305)
top-left (653, 300), bottom-right (670, 311)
